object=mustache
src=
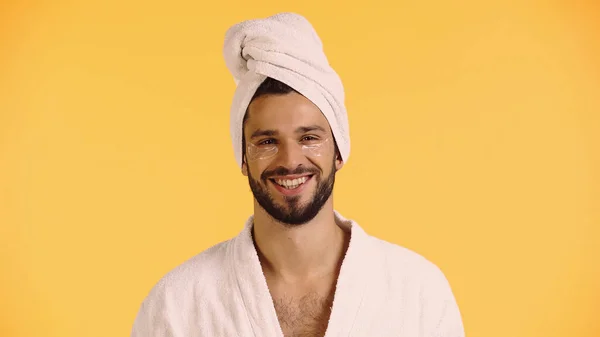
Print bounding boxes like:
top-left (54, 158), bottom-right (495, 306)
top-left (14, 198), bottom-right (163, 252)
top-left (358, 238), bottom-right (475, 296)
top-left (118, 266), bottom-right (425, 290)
top-left (261, 166), bottom-right (320, 181)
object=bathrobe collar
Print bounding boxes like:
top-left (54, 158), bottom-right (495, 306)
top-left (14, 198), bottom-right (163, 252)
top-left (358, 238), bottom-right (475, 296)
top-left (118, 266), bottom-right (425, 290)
top-left (229, 210), bottom-right (375, 337)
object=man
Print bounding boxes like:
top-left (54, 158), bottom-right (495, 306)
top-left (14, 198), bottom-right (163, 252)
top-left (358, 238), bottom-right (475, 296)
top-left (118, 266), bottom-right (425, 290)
top-left (131, 12), bottom-right (464, 337)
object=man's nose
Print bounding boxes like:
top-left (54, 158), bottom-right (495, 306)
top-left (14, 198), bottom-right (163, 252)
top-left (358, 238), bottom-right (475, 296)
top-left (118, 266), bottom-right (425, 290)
top-left (274, 141), bottom-right (305, 169)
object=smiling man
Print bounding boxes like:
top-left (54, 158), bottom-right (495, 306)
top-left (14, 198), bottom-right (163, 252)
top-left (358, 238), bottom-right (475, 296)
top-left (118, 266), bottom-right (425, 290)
top-left (243, 82), bottom-right (341, 227)
top-left (131, 12), bottom-right (464, 337)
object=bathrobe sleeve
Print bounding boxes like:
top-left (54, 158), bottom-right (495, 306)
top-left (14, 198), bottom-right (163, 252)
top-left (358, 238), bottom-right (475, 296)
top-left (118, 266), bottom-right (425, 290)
top-left (131, 278), bottom-right (183, 337)
top-left (421, 266), bottom-right (465, 337)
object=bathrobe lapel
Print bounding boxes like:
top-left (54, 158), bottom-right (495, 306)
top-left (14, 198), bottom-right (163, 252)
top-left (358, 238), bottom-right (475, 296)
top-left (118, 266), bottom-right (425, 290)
top-left (230, 211), bottom-right (376, 337)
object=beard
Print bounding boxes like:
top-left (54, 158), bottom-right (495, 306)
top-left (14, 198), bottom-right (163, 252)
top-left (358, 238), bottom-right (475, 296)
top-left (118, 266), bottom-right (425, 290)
top-left (247, 160), bottom-right (336, 226)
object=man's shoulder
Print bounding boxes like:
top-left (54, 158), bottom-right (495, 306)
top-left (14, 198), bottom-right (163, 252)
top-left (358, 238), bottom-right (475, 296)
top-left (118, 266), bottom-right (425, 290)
top-left (131, 237), bottom-right (243, 335)
top-left (370, 235), bottom-right (449, 284)
top-left (368, 236), bottom-right (464, 334)
top-left (143, 237), bottom-right (235, 299)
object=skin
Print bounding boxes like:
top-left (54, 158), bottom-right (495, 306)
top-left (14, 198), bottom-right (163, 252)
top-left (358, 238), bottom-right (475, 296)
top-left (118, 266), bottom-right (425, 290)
top-left (242, 92), bottom-right (350, 336)
top-left (241, 92), bottom-right (350, 335)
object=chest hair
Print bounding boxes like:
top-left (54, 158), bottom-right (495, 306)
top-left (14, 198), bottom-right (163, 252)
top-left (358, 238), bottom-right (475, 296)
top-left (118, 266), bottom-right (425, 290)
top-left (273, 291), bottom-right (334, 337)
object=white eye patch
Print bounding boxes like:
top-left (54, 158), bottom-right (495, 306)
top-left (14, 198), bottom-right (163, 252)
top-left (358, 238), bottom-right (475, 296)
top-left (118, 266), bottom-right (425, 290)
top-left (246, 138), bottom-right (332, 162)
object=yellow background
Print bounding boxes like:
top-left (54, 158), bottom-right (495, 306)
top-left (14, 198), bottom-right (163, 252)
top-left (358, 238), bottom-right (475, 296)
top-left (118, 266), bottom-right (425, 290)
top-left (1, 1), bottom-right (599, 336)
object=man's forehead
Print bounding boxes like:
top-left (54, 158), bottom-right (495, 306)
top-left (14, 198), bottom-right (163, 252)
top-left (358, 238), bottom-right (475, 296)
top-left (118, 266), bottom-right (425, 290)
top-left (247, 112), bottom-right (329, 128)
top-left (245, 95), bottom-right (331, 133)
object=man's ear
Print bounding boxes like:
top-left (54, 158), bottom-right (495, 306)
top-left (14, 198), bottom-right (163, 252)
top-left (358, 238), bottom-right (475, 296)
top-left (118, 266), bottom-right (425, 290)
top-left (335, 153), bottom-right (344, 172)
top-left (241, 156), bottom-right (249, 176)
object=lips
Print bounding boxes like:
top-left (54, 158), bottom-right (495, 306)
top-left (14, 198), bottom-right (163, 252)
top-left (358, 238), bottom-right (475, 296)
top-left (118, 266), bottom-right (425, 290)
top-left (273, 175), bottom-right (311, 188)
top-left (269, 174), bottom-right (314, 196)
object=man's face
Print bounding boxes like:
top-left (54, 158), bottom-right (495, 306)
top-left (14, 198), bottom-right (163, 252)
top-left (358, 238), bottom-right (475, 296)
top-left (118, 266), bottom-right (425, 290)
top-left (242, 92), bottom-right (343, 226)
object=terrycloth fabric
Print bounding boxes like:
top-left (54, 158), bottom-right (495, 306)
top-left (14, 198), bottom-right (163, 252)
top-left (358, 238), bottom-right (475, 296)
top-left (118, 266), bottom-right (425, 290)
top-left (131, 211), bottom-right (465, 336)
top-left (223, 12), bottom-right (350, 168)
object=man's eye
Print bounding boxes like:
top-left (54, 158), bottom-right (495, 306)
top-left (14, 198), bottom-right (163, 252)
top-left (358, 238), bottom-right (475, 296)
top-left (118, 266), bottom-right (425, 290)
top-left (259, 139), bottom-right (275, 145)
top-left (301, 136), bottom-right (318, 141)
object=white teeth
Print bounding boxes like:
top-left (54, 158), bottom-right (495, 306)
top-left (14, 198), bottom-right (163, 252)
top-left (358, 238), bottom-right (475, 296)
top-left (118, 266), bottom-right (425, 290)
top-left (275, 176), bottom-right (309, 189)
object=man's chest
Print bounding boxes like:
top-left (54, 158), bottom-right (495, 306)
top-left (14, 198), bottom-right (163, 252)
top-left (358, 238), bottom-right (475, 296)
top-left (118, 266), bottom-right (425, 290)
top-left (272, 291), bottom-right (334, 337)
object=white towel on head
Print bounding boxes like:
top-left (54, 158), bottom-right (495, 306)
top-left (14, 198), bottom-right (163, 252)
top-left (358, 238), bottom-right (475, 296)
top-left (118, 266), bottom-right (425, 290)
top-left (223, 12), bottom-right (350, 168)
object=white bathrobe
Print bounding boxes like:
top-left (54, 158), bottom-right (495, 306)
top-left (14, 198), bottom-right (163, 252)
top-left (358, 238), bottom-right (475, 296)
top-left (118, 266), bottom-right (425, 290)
top-left (131, 211), bottom-right (465, 336)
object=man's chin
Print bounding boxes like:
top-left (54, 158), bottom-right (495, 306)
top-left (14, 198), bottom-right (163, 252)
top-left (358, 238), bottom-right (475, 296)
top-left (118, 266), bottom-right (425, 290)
top-left (249, 171), bottom-right (333, 226)
top-left (272, 198), bottom-right (307, 214)
top-left (272, 212), bottom-right (315, 226)
top-left (262, 198), bottom-right (316, 225)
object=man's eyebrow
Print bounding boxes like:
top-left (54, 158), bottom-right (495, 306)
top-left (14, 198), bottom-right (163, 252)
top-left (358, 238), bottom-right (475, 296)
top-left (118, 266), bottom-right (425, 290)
top-left (295, 125), bottom-right (327, 134)
top-left (250, 129), bottom-right (278, 139)
top-left (249, 125), bottom-right (327, 139)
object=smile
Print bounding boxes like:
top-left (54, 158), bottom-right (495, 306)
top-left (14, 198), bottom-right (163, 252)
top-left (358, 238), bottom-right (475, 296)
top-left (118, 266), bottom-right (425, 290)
top-left (269, 174), bottom-right (314, 193)
top-left (275, 176), bottom-right (309, 189)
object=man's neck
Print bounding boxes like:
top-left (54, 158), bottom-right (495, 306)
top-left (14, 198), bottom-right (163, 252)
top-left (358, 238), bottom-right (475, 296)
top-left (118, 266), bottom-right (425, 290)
top-left (252, 202), bottom-right (349, 283)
